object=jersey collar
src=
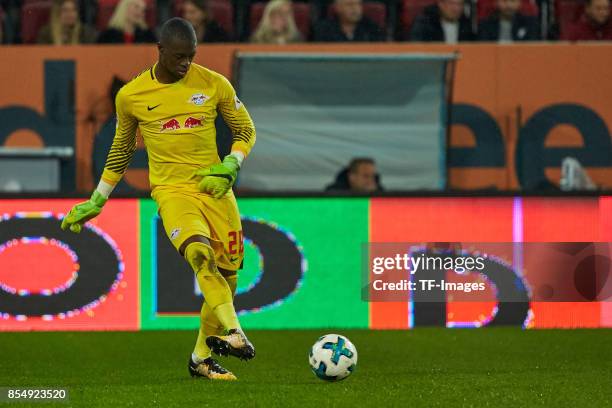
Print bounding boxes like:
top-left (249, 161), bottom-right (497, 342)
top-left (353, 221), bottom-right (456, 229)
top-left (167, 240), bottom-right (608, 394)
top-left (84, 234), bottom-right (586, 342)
top-left (151, 62), bottom-right (189, 85)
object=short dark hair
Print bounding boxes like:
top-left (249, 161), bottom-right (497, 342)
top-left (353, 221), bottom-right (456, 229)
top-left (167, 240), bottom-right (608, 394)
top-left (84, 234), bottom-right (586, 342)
top-left (348, 157), bottom-right (375, 174)
top-left (159, 17), bottom-right (197, 45)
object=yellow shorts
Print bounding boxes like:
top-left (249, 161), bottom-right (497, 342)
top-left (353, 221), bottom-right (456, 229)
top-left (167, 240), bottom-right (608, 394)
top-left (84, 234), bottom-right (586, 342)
top-left (152, 188), bottom-right (244, 271)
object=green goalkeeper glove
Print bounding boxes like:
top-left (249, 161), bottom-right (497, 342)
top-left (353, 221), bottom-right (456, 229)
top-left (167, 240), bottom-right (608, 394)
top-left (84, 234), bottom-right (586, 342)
top-left (60, 190), bottom-right (107, 233)
top-left (194, 155), bottom-right (240, 199)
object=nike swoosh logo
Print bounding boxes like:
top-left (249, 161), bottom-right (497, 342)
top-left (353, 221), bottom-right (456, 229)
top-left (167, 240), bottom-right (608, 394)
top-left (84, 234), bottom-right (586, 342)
top-left (147, 104), bottom-right (161, 111)
top-left (230, 257), bottom-right (239, 263)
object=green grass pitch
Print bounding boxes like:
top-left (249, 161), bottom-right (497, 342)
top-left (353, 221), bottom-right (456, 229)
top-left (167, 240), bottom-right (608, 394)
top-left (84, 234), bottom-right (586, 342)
top-left (1, 328), bottom-right (611, 407)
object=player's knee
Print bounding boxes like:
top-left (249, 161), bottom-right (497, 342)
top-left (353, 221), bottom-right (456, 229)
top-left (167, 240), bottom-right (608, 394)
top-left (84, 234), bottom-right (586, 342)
top-left (184, 241), bottom-right (216, 276)
top-left (179, 235), bottom-right (211, 256)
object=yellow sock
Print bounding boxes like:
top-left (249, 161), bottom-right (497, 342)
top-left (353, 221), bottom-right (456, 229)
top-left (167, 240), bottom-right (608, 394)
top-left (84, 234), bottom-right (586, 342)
top-left (193, 273), bottom-right (239, 359)
top-left (193, 303), bottom-right (221, 360)
top-left (214, 273), bottom-right (240, 330)
top-left (213, 302), bottom-right (240, 331)
top-left (225, 273), bottom-right (238, 296)
top-left (185, 242), bottom-right (240, 331)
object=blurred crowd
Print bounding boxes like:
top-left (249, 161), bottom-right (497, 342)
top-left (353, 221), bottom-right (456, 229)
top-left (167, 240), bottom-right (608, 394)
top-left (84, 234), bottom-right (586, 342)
top-left (0, 0), bottom-right (610, 44)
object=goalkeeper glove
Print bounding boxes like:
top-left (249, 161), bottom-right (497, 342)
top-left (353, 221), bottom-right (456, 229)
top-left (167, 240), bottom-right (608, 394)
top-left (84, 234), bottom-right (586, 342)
top-left (194, 155), bottom-right (240, 199)
top-left (60, 190), bottom-right (107, 233)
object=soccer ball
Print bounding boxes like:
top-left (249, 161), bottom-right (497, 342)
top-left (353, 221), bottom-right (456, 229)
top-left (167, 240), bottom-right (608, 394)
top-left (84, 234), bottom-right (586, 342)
top-left (309, 334), bottom-right (357, 381)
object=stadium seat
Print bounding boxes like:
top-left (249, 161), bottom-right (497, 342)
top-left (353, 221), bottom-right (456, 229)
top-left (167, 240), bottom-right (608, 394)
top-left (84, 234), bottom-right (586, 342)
top-left (172, 0), bottom-right (234, 39)
top-left (207, 0), bottom-right (235, 36)
top-left (96, 0), bottom-right (157, 32)
top-left (555, 0), bottom-right (585, 37)
top-left (249, 1), bottom-right (311, 39)
top-left (20, 0), bottom-right (52, 43)
top-left (399, 0), bottom-right (435, 39)
top-left (477, 0), bottom-right (539, 19)
top-left (326, 1), bottom-right (387, 30)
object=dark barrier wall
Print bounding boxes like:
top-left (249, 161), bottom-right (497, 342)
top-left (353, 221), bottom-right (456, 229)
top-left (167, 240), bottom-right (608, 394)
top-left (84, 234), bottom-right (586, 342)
top-left (0, 44), bottom-right (612, 191)
top-left (0, 196), bottom-right (610, 331)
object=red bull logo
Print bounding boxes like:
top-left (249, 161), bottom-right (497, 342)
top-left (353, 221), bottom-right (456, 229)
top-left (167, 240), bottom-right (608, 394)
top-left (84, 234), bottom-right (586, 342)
top-left (160, 118), bottom-right (181, 132)
top-left (184, 116), bottom-right (204, 128)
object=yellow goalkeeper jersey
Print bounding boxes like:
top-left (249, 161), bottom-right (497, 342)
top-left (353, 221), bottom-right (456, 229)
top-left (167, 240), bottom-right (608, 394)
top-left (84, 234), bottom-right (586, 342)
top-left (101, 63), bottom-right (256, 192)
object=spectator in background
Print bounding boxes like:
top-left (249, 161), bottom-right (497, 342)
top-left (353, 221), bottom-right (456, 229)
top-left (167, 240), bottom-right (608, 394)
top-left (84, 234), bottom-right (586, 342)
top-left (37, 0), bottom-right (96, 45)
top-left (251, 0), bottom-right (302, 43)
top-left (562, 0), bottom-right (612, 40)
top-left (478, 0), bottom-right (540, 41)
top-left (182, 0), bottom-right (230, 42)
top-left (313, 0), bottom-right (385, 42)
top-left (0, 7), bottom-right (4, 44)
top-left (326, 158), bottom-right (383, 193)
top-left (97, 0), bottom-right (156, 43)
top-left (410, 0), bottom-right (474, 42)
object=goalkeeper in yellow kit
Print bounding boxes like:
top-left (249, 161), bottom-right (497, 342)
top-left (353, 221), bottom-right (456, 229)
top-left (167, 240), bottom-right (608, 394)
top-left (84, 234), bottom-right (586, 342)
top-left (61, 18), bottom-right (255, 381)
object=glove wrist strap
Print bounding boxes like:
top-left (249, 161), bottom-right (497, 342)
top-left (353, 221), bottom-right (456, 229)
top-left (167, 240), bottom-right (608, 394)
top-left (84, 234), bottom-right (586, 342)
top-left (229, 151), bottom-right (245, 168)
top-left (90, 190), bottom-right (108, 208)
